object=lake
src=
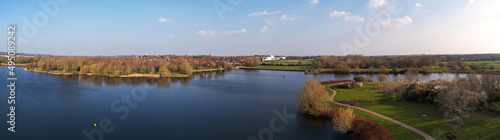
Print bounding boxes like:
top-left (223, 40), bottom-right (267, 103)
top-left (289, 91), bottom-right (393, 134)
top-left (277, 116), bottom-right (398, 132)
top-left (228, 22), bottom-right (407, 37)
top-left (0, 66), bottom-right (465, 139)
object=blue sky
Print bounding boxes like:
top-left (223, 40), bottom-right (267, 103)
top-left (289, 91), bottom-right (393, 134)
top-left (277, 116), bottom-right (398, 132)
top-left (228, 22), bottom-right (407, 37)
top-left (1, 0), bottom-right (499, 56)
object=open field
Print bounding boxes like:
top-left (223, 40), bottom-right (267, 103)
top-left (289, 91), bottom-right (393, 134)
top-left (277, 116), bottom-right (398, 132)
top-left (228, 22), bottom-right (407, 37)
top-left (245, 65), bottom-right (312, 71)
top-left (261, 59), bottom-right (314, 65)
top-left (326, 82), bottom-right (500, 139)
top-left (248, 60), bottom-right (500, 74)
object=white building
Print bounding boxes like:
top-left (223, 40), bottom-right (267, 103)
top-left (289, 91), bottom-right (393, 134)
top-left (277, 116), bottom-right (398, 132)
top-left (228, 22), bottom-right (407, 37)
top-left (261, 55), bottom-right (286, 61)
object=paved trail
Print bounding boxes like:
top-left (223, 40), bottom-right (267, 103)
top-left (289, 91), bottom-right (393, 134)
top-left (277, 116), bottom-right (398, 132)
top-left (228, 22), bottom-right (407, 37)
top-left (328, 86), bottom-right (435, 140)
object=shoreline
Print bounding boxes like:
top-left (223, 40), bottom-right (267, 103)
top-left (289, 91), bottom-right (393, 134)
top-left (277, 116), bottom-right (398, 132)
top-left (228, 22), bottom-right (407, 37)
top-left (1, 63), bottom-right (29, 66)
top-left (243, 66), bottom-right (500, 75)
top-left (23, 67), bottom-right (224, 78)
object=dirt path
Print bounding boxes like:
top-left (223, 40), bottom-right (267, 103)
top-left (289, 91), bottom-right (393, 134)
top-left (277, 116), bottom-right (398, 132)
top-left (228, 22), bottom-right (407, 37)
top-left (328, 86), bottom-right (435, 140)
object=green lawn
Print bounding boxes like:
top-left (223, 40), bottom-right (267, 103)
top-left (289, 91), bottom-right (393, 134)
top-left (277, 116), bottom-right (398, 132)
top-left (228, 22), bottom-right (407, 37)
top-left (247, 65), bottom-right (312, 71)
top-left (262, 59), bottom-right (314, 65)
top-left (326, 82), bottom-right (500, 139)
top-left (440, 60), bottom-right (500, 72)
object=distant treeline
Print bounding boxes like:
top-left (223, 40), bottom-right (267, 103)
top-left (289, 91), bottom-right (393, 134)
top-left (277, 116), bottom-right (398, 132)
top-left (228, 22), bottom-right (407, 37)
top-left (19, 55), bottom-right (232, 76)
top-left (309, 54), bottom-right (499, 74)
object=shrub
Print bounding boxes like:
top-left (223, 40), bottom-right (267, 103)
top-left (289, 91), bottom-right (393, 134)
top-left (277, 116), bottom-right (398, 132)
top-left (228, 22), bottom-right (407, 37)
top-left (434, 77), bottom-right (488, 125)
top-left (405, 82), bottom-right (439, 102)
top-left (352, 117), bottom-right (395, 140)
top-left (332, 108), bottom-right (355, 133)
top-left (324, 108), bottom-right (341, 119)
top-left (339, 101), bottom-right (358, 106)
top-left (489, 102), bottom-right (500, 112)
top-left (378, 74), bottom-right (388, 82)
top-left (353, 75), bottom-right (366, 82)
top-left (385, 84), bottom-right (408, 102)
top-left (338, 82), bottom-right (363, 89)
top-left (297, 78), bottom-right (331, 117)
top-left (319, 80), bottom-right (353, 85)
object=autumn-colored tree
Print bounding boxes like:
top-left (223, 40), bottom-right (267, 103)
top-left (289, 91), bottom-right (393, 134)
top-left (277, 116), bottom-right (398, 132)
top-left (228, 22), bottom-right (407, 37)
top-left (81, 65), bottom-right (89, 73)
top-left (297, 78), bottom-right (330, 117)
top-left (125, 68), bottom-right (132, 75)
top-left (113, 70), bottom-right (121, 76)
top-left (332, 107), bottom-right (355, 133)
top-left (464, 66), bottom-right (472, 71)
top-left (139, 66), bottom-right (147, 73)
top-left (179, 60), bottom-right (193, 75)
top-left (159, 66), bottom-right (171, 76)
top-left (378, 74), bottom-right (388, 82)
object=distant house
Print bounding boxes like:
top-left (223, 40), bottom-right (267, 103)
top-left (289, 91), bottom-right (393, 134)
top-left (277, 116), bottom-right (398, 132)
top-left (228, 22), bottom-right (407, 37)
top-left (260, 55), bottom-right (286, 61)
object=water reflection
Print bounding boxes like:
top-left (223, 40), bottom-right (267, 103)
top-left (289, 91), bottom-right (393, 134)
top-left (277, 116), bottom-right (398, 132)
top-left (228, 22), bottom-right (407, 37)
top-left (55, 71), bottom-right (227, 88)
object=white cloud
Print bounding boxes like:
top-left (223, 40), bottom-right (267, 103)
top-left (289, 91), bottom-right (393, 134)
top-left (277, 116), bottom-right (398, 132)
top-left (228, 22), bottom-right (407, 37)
top-left (196, 30), bottom-right (215, 37)
top-left (368, 0), bottom-right (387, 8)
top-left (329, 11), bottom-right (351, 18)
top-left (165, 34), bottom-right (174, 38)
top-left (280, 14), bottom-right (296, 21)
top-left (310, 0), bottom-right (319, 5)
top-left (157, 17), bottom-right (173, 23)
top-left (468, 0), bottom-right (475, 4)
top-left (260, 26), bottom-right (274, 33)
top-left (345, 15), bottom-right (365, 22)
top-left (235, 28), bottom-right (247, 34)
top-left (415, 3), bottom-right (422, 7)
top-left (223, 29), bottom-right (247, 35)
top-left (329, 11), bottom-right (364, 22)
top-left (378, 16), bottom-right (413, 27)
top-left (248, 10), bottom-right (280, 17)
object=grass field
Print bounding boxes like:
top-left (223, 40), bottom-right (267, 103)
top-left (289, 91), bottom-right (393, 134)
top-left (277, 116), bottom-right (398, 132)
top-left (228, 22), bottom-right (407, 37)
top-left (248, 60), bottom-right (500, 74)
top-left (247, 65), bottom-right (312, 71)
top-left (326, 82), bottom-right (500, 139)
top-left (262, 59), bottom-right (314, 65)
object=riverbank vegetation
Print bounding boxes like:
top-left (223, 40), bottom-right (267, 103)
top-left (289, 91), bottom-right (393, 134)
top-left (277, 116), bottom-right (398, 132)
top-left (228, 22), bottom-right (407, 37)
top-left (326, 74), bottom-right (500, 139)
top-left (297, 78), bottom-right (396, 139)
top-left (22, 55), bottom-right (233, 77)
top-left (241, 54), bottom-right (500, 74)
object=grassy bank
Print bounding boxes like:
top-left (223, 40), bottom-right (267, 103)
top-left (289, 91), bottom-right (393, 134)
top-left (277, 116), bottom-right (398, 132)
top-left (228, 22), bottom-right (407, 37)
top-left (244, 65), bottom-right (312, 71)
top-left (326, 82), bottom-right (500, 139)
top-left (244, 60), bottom-right (500, 74)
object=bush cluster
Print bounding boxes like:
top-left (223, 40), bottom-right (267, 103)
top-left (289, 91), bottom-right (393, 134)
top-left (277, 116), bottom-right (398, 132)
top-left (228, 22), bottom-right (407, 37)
top-left (352, 117), bottom-right (395, 140)
top-left (339, 82), bottom-right (363, 89)
top-left (319, 80), bottom-right (353, 85)
top-left (326, 108), bottom-right (394, 139)
top-left (339, 101), bottom-right (358, 106)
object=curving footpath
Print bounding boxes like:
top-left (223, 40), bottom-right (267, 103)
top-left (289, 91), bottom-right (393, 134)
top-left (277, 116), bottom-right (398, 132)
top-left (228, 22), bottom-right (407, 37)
top-left (328, 86), bottom-right (435, 140)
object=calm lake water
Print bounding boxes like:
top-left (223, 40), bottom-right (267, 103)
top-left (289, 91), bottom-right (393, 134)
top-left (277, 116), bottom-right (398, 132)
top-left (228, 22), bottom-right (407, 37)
top-left (0, 66), bottom-right (465, 140)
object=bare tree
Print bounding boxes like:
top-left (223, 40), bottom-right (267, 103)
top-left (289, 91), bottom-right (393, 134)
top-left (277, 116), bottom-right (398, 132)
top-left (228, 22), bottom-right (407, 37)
top-left (434, 77), bottom-right (487, 125)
